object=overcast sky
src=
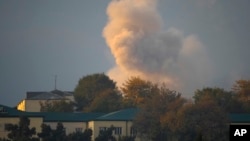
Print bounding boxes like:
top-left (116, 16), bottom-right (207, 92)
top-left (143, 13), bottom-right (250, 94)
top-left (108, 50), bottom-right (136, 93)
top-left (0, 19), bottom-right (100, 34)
top-left (1, 0), bottom-right (250, 107)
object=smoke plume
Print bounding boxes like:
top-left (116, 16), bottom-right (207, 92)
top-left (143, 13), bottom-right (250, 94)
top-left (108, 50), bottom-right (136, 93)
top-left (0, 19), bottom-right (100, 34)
top-left (103, 0), bottom-right (214, 96)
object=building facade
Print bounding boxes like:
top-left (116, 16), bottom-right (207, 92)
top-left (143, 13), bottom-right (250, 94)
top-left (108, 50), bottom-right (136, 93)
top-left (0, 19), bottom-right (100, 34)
top-left (0, 104), bottom-right (139, 141)
top-left (17, 90), bottom-right (74, 112)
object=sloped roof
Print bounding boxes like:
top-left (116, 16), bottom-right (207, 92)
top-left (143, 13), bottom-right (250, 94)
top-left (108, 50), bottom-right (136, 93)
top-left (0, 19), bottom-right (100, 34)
top-left (26, 92), bottom-right (46, 99)
top-left (43, 112), bottom-right (105, 122)
top-left (0, 104), bottom-right (105, 122)
top-left (26, 90), bottom-right (73, 100)
top-left (0, 104), bottom-right (42, 117)
top-left (1, 104), bottom-right (138, 122)
top-left (230, 114), bottom-right (250, 123)
top-left (50, 90), bottom-right (73, 97)
top-left (96, 108), bottom-right (139, 121)
top-left (28, 92), bottom-right (64, 100)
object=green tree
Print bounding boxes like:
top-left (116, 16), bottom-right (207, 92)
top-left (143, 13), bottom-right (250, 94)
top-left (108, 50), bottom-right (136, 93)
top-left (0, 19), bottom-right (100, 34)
top-left (5, 116), bottom-right (38, 141)
top-left (232, 79), bottom-right (250, 100)
top-left (121, 77), bottom-right (158, 107)
top-left (85, 88), bottom-right (122, 112)
top-left (67, 129), bottom-right (92, 141)
top-left (38, 122), bottom-right (66, 141)
top-left (40, 100), bottom-right (74, 112)
top-left (133, 81), bottom-right (185, 141)
top-left (232, 79), bottom-right (250, 112)
top-left (53, 122), bottom-right (66, 141)
top-left (74, 73), bottom-right (116, 111)
top-left (193, 87), bottom-right (241, 112)
top-left (0, 138), bottom-right (10, 141)
top-left (164, 92), bottom-right (229, 141)
top-left (37, 124), bottom-right (53, 141)
top-left (95, 126), bottom-right (116, 141)
top-left (118, 136), bottom-right (135, 141)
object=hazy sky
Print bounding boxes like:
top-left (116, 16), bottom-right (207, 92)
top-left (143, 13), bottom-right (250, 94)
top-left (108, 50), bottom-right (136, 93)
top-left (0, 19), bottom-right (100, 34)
top-left (1, 0), bottom-right (250, 107)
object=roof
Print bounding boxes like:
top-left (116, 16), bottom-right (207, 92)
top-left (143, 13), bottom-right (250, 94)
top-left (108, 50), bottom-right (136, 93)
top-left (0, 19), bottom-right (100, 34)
top-left (1, 104), bottom-right (138, 122)
top-left (43, 112), bottom-right (105, 122)
top-left (230, 114), bottom-right (250, 123)
top-left (28, 92), bottom-right (65, 100)
top-left (96, 108), bottom-right (139, 121)
top-left (26, 90), bottom-right (73, 100)
top-left (0, 104), bottom-right (42, 117)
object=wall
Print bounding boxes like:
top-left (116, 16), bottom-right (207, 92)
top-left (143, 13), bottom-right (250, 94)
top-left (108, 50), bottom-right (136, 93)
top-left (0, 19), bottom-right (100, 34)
top-left (0, 117), bottom-right (43, 139)
top-left (89, 120), bottom-right (136, 141)
top-left (44, 121), bottom-right (88, 135)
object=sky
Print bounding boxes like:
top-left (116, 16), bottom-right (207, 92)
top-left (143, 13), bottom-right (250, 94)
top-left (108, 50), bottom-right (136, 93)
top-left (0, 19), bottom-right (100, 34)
top-left (1, 0), bottom-right (250, 107)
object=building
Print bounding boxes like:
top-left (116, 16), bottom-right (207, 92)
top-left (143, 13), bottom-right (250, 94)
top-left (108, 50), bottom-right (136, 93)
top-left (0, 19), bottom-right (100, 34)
top-left (90, 108), bottom-right (138, 140)
top-left (230, 114), bottom-right (250, 125)
top-left (17, 90), bottom-right (74, 112)
top-left (0, 104), bottom-right (139, 141)
top-left (0, 104), bottom-right (43, 138)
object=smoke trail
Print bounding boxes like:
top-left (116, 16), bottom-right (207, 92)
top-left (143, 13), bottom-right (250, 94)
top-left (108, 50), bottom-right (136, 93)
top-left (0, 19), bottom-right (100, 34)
top-left (103, 0), bottom-right (214, 95)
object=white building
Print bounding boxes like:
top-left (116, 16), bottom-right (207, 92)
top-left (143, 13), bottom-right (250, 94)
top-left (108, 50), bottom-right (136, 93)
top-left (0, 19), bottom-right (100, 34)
top-left (17, 90), bottom-right (74, 112)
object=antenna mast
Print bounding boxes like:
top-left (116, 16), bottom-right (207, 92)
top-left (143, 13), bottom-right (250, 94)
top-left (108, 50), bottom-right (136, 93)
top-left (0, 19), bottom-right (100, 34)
top-left (54, 75), bottom-right (57, 90)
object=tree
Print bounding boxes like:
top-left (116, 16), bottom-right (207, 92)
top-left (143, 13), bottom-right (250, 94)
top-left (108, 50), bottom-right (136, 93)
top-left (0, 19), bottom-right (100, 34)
top-left (85, 88), bottom-right (122, 112)
top-left (162, 91), bottom-right (229, 141)
top-left (118, 136), bottom-right (135, 141)
top-left (74, 73), bottom-right (116, 111)
top-left (67, 129), bottom-right (92, 141)
top-left (95, 126), bottom-right (116, 141)
top-left (40, 100), bottom-right (74, 112)
top-left (193, 87), bottom-right (241, 112)
top-left (37, 124), bottom-right (53, 141)
top-left (232, 79), bottom-right (250, 100)
top-left (132, 81), bottom-right (185, 141)
top-left (232, 79), bottom-right (250, 112)
top-left (53, 122), bottom-right (67, 141)
top-left (4, 116), bottom-right (38, 141)
top-left (121, 77), bottom-right (158, 107)
top-left (38, 122), bottom-right (66, 141)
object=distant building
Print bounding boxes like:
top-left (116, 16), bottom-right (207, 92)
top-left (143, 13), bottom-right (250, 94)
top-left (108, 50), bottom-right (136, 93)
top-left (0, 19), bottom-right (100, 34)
top-left (17, 90), bottom-right (74, 112)
top-left (0, 104), bottom-right (139, 141)
top-left (230, 114), bottom-right (250, 125)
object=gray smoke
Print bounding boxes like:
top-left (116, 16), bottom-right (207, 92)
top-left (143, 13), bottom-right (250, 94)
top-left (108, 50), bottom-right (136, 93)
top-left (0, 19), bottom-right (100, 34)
top-left (103, 0), bottom-right (214, 96)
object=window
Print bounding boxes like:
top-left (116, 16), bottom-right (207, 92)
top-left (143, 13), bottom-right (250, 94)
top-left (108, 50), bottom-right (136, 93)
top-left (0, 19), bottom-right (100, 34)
top-left (4, 123), bottom-right (11, 131)
top-left (0, 124), bottom-right (3, 131)
top-left (75, 128), bottom-right (83, 132)
top-left (114, 127), bottom-right (122, 135)
top-left (99, 127), bottom-right (107, 133)
top-left (0, 107), bottom-right (7, 114)
top-left (130, 127), bottom-right (137, 136)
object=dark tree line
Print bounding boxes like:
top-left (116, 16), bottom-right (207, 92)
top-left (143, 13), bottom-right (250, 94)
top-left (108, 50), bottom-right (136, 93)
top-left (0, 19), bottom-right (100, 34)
top-left (4, 73), bottom-right (250, 141)
top-left (41, 73), bottom-right (250, 141)
top-left (0, 117), bottom-right (92, 141)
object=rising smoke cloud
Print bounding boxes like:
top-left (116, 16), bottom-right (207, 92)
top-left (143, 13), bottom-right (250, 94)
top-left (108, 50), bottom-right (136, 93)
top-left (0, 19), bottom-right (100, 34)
top-left (103, 0), bottom-right (214, 96)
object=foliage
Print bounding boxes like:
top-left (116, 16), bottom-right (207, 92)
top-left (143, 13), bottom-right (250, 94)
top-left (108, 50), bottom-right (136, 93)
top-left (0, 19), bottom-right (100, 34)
top-left (232, 79), bottom-right (250, 112)
top-left (38, 123), bottom-right (92, 141)
top-left (0, 138), bottom-right (10, 141)
top-left (85, 88), bottom-right (122, 112)
top-left (121, 76), bottom-right (158, 107)
top-left (40, 100), bottom-right (74, 112)
top-left (66, 129), bottom-right (92, 141)
top-left (37, 124), bottom-right (53, 141)
top-left (4, 116), bottom-right (38, 141)
top-left (95, 126), bottom-right (116, 141)
top-left (180, 96), bottom-right (228, 141)
top-left (132, 80), bottom-right (185, 141)
top-left (74, 73), bottom-right (116, 111)
top-left (160, 88), bottom-right (231, 141)
top-left (193, 87), bottom-right (242, 113)
top-left (232, 79), bottom-right (250, 99)
top-left (118, 136), bottom-right (135, 141)
top-left (37, 122), bottom-right (66, 141)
